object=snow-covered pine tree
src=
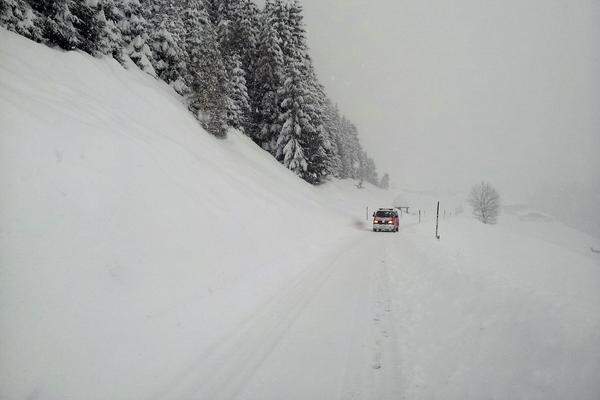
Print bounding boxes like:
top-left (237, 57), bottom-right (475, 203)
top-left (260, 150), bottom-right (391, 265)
top-left (203, 0), bottom-right (220, 24)
top-left (206, 0), bottom-right (236, 54)
top-left (380, 173), bottom-right (390, 189)
top-left (117, 0), bottom-right (155, 76)
top-left (275, 60), bottom-right (313, 177)
top-left (93, 1), bottom-right (123, 58)
top-left (252, 9), bottom-right (284, 149)
top-left (36, 0), bottom-right (118, 56)
top-left (143, 0), bottom-right (189, 94)
top-left (357, 150), bottom-right (367, 182)
top-left (338, 117), bottom-right (362, 179)
top-left (303, 68), bottom-right (335, 183)
top-left (0, 0), bottom-right (42, 40)
top-left (321, 99), bottom-right (343, 177)
top-left (206, 0), bottom-right (257, 135)
top-left (285, 0), bottom-right (307, 63)
top-left (149, 23), bottom-right (188, 93)
top-left (221, 0), bottom-right (259, 65)
top-left (12, 0), bottom-right (121, 58)
top-left (335, 116), bottom-right (350, 178)
top-left (237, 0), bottom-right (259, 73)
top-left (364, 156), bottom-right (379, 186)
top-left (207, 0), bottom-right (238, 49)
top-left (70, 0), bottom-right (112, 56)
top-left (302, 122), bottom-right (329, 183)
top-left (225, 52), bottom-right (250, 131)
top-left (268, 0), bottom-right (291, 59)
top-left (269, 0), bottom-right (327, 182)
top-left (96, 0), bottom-right (128, 61)
top-left (30, 0), bottom-right (81, 50)
top-left (183, 0), bottom-right (228, 137)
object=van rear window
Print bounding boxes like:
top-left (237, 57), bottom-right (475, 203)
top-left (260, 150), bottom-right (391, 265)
top-left (375, 210), bottom-right (396, 218)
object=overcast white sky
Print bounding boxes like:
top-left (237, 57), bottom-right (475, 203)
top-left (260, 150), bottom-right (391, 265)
top-left (293, 0), bottom-right (599, 200)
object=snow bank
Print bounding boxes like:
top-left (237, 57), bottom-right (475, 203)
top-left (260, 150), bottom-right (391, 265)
top-left (393, 207), bottom-right (600, 399)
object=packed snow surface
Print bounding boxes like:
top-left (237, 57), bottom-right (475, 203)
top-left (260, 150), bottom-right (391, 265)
top-left (1, 29), bottom-right (599, 399)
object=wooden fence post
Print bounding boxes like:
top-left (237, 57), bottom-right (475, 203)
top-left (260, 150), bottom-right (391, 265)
top-left (435, 202), bottom-right (440, 239)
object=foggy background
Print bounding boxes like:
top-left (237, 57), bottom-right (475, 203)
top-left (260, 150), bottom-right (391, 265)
top-left (292, 0), bottom-right (599, 237)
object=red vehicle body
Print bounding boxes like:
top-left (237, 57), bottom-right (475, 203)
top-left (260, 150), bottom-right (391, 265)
top-left (372, 208), bottom-right (399, 232)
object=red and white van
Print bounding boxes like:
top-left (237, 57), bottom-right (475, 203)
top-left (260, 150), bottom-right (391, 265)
top-left (372, 208), bottom-right (399, 232)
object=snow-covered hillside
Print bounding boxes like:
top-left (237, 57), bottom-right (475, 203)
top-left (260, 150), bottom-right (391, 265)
top-left (1, 29), bottom-right (599, 400)
top-left (0, 29), bottom-right (386, 399)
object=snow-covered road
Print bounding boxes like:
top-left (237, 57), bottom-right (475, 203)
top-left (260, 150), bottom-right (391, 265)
top-left (146, 228), bottom-right (405, 400)
top-left (148, 214), bottom-right (600, 400)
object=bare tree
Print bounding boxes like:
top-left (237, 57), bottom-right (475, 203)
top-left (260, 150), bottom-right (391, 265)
top-left (468, 181), bottom-right (500, 224)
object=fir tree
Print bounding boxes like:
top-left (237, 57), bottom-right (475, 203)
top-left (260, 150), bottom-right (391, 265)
top-left (153, 26), bottom-right (188, 93)
top-left (273, 0), bottom-right (329, 183)
top-left (31, 0), bottom-right (81, 50)
top-left (225, 52), bottom-right (251, 131)
top-left (207, 0), bottom-right (258, 135)
top-left (322, 99), bottom-right (343, 177)
top-left (183, 0), bottom-right (228, 137)
top-left (94, 2), bottom-right (122, 57)
top-left (0, 0), bottom-right (42, 40)
top-left (71, 0), bottom-right (110, 56)
top-left (285, 0), bottom-right (307, 64)
top-left (118, 0), bottom-right (155, 76)
top-left (143, 0), bottom-right (189, 93)
top-left (338, 117), bottom-right (362, 179)
top-left (203, 0), bottom-right (220, 24)
top-left (237, 0), bottom-right (259, 71)
top-left (99, 0), bottom-right (127, 61)
top-left (303, 68), bottom-right (332, 182)
top-left (363, 156), bottom-right (379, 185)
top-left (252, 10), bottom-right (284, 148)
top-left (275, 61), bottom-right (312, 177)
top-left (268, 0), bottom-right (291, 58)
top-left (215, 0), bottom-right (258, 64)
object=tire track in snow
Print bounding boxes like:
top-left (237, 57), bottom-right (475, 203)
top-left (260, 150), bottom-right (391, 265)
top-left (147, 234), bottom-right (366, 400)
top-left (374, 234), bottom-right (404, 399)
top-left (338, 232), bottom-right (404, 400)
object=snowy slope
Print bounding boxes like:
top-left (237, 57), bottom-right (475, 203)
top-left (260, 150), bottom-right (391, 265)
top-left (0, 29), bottom-right (389, 399)
top-left (2, 28), bottom-right (599, 400)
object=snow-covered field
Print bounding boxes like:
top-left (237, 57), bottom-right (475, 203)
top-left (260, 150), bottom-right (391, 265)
top-left (1, 29), bottom-right (599, 399)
